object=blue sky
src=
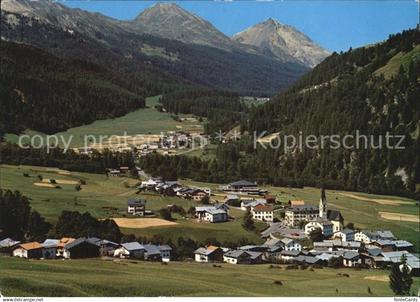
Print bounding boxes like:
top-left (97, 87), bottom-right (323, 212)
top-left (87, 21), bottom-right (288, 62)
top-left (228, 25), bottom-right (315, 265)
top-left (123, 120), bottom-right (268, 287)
top-left (62, 1), bottom-right (418, 52)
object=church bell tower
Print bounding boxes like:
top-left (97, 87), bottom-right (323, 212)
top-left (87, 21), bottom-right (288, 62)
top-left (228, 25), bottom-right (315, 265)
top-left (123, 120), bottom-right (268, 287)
top-left (319, 188), bottom-right (327, 218)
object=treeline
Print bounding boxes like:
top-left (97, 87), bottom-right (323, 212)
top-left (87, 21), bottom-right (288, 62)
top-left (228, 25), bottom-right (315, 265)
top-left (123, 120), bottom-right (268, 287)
top-left (0, 189), bottom-right (257, 260)
top-left (0, 143), bottom-right (134, 174)
top-left (239, 28), bottom-right (420, 196)
top-left (138, 138), bottom-right (419, 200)
top-left (0, 42), bottom-right (147, 135)
top-left (0, 188), bottom-right (122, 242)
top-left (160, 88), bottom-right (247, 133)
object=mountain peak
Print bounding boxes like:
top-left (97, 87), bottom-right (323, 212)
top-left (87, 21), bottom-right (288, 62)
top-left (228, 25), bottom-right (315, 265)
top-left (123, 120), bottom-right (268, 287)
top-left (233, 18), bottom-right (330, 67)
top-left (263, 18), bottom-right (282, 27)
top-left (127, 3), bottom-right (236, 50)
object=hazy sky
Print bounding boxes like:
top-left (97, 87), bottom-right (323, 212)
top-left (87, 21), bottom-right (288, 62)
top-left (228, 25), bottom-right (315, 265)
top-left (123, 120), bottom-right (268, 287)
top-left (62, 1), bottom-right (419, 52)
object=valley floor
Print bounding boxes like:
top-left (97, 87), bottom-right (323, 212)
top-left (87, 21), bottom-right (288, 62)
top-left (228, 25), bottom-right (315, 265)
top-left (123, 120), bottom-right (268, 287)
top-left (1, 257), bottom-right (418, 297)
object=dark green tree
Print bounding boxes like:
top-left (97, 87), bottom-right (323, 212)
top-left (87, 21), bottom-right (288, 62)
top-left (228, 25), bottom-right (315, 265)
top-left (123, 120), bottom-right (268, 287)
top-left (242, 209), bottom-right (255, 231)
top-left (389, 254), bottom-right (413, 295)
top-left (26, 210), bottom-right (52, 242)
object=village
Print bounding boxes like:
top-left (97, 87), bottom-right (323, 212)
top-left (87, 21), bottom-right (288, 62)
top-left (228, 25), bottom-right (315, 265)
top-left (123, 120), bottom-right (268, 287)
top-left (76, 131), bottom-right (208, 157)
top-left (1, 177), bottom-right (418, 277)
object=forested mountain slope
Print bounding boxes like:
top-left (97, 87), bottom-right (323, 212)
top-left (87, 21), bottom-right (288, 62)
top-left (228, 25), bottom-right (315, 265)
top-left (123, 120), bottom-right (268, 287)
top-left (0, 42), bottom-right (145, 134)
top-left (1, 0), bottom-right (308, 95)
top-left (242, 28), bottom-right (420, 195)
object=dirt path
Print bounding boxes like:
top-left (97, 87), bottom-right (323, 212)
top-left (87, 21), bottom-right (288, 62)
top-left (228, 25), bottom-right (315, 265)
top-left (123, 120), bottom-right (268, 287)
top-left (112, 218), bottom-right (178, 229)
top-left (339, 192), bottom-right (411, 206)
top-left (42, 179), bottom-right (79, 185)
top-left (33, 182), bottom-right (55, 188)
top-left (364, 275), bottom-right (388, 282)
top-left (379, 212), bottom-right (419, 223)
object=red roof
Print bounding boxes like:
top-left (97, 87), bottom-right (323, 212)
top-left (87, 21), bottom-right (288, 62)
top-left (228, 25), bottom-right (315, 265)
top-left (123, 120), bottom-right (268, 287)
top-left (253, 204), bottom-right (273, 212)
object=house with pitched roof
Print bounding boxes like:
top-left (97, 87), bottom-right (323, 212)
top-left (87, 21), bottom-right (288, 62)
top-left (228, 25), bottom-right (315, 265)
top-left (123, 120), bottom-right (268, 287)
top-left (127, 199), bottom-right (146, 216)
top-left (42, 239), bottom-right (59, 259)
top-left (251, 204), bottom-right (274, 222)
top-left (143, 244), bottom-right (172, 261)
top-left (285, 205), bottom-right (319, 227)
top-left (333, 229), bottom-right (355, 241)
top-left (280, 238), bottom-right (302, 251)
top-left (194, 245), bottom-right (224, 263)
top-left (56, 237), bottom-right (75, 257)
top-left (0, 238), bottom-right (21, 253)
top-left (13, 242), bottom-right (43, 259)
top-left (224, 194), bottom-right (240, 206)
top-left (195, 206), bottom-right (228, 223)
top-left (63, 237), bottom-right (100, 259)
top-left (304, 218), bottom-right (333, 237)
top-left (342, 251), bottom-right (361, 267)
top-left (113, 242), bottom-right (145, 259)
top-left (241, 198), bottom-right (267, 211)
top-left (158, 245), bottom-right (172, 262)
top-left (223, 250), bottom-right (263, 264)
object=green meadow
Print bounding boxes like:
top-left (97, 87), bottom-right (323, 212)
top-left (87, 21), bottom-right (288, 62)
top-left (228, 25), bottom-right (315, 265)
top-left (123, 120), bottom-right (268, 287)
top-left (1, 257), bottom-right (418, 297)
top-left (4, 96), bottom-right (205, 148)
top-left (0, 164), bottom-right (418, 248)
top-left (0, 164), bottom-right (262, 243)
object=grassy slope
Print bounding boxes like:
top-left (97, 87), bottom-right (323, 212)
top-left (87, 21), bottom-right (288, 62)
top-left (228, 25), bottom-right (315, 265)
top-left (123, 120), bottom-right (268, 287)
top-left (374, 45), bottom-right (420, 79)
top-left (1, 257), bottom-right (418, 297)
top-left (1, 164), bottom-right (418, 248)
top-left (4, 96), bottom-right (205, 148)
top-left (183, 180), bottom-right (420, 251)
top-left (0, 164), bottom-right (261, 244)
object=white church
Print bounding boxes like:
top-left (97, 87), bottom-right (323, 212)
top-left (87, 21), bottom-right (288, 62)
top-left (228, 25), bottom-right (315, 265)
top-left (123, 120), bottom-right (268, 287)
top-left (304, 188), bottom-right (344, 237)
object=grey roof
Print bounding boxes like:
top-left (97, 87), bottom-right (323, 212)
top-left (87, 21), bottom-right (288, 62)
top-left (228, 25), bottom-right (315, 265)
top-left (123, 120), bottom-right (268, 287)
top-left (380, 251), bottom-right (420, 269)
top-left (269, 245), bottom-right (283, 253)
top-left (224, 250), bottom-right (262, 259)
top-left (158, 245), bottom-right (172, 251)
top-left (343, 251), bottom-right (360, 260)
top-left (280, 238), bottom-right (295, 246)
top-left (375, 239), bottom-right (396, 246)
top-left (128, 199), bottom-right (146, 206)
top-left (327, 209), bottom-right (344, 222)
top-left (143, 244), bottom-right (161, 255)
top-left (341, 241), bottom-right (361, 248)
top-left (377, 230), bottom-right (395, 239)
top-left (287, 205), bottom-right (319, 213)
top-left (264, 238), bottom-right (281, 247)
top-left (238, 245), bottom-right (259, 250)
top-left (42, 239), bottom-right (60, 248)
top-left (316, 253), bottom-right (337, 261)
top-left (121, 242), bottom-right (145, 251)
top-left (241, 199), bottom-right (266, 208)
top-left (86, 237), bottom-right (101, 245)
top-left (99, 239), bottom-right (119, 247)
top-left (314, 241), bottom-right (334, 248)
top-left (338, 229), bottom-right (355, 235)
top-left (195, 206), bottom-right (227, 215)
top-left (225, 194), bottom-right (239, 200)
top-left (0, 238), bottom-right (21, 248)
top-left (366, 248), bottom-right (382, 257)
top-left (280, 250), bottom-right (301, 257)
top-left (393, 240), bottom-right (413, 248)
top-left (246, 251), bottom-right (263, 259)
top-left (194, 247), bottom-right (216, 256)
top-left (260, 223), bottom-right (282, 237)
top-left (64, 237), bottom-right (93, 249)
top-left (295, 255), bottom-right (321, 264)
